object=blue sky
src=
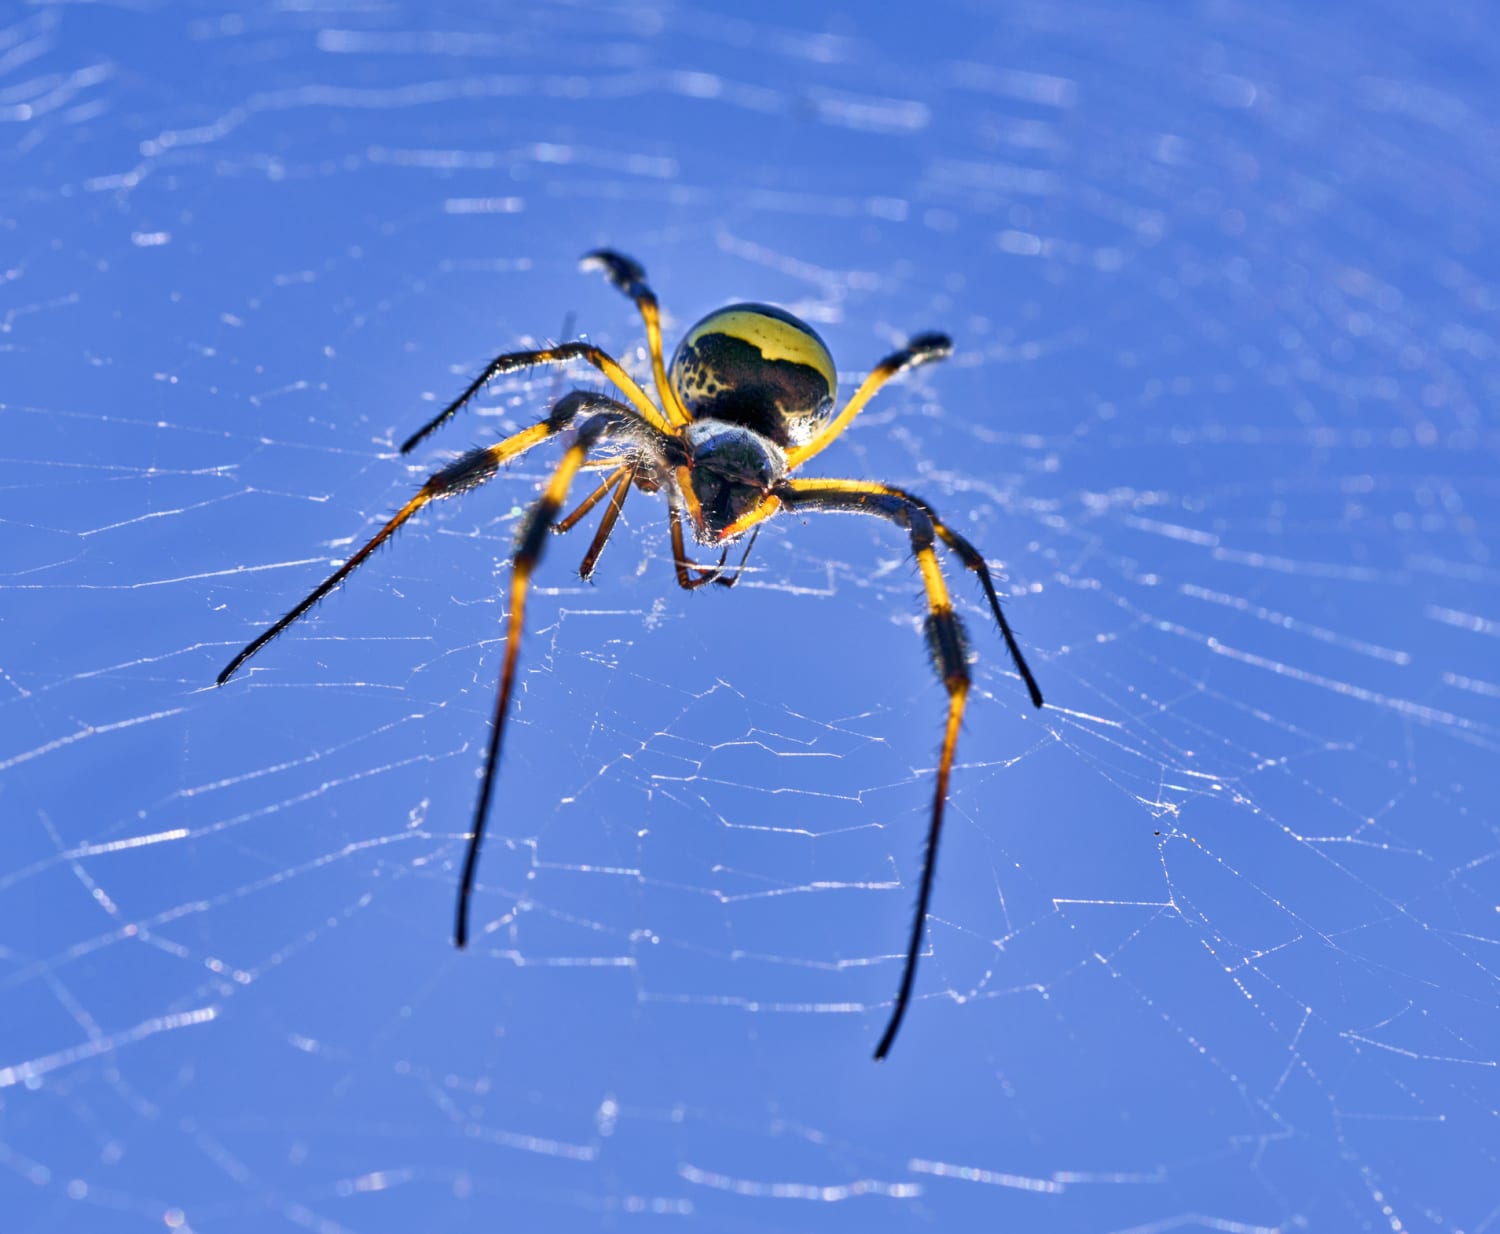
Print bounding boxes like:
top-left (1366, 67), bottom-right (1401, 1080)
top-left (4, 2), bottom-right (1497, 1231)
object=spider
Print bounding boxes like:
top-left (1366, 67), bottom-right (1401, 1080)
top-left (217, 250), bottom-right (1044, 1060)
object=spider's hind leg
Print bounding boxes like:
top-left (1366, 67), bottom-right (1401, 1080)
top-left (455, 406), bottom-right (624, 947)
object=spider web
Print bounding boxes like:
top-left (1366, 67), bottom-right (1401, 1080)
top-left (4, 1), bottom-right (1498, 1230)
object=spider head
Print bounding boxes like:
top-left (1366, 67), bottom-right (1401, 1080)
top-left (669, 304), bottom-right (837, 448)
top-left (683, 420), bottom-right (786, 539)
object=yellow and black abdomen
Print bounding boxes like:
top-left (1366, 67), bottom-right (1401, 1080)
top-left (669, 304), bottom-right (837, 447)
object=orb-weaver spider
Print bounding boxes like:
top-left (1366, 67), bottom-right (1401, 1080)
top-left (217, 250), bottom-right (1044, 1060)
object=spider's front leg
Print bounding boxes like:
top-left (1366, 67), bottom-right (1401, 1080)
top-left (665, 506), bottom-right (759, 590)
top-left (454, 405), bottom-right (622, 946)
top-left (769, 478), bottom-right (1044, 1060)
top-left (218, 425), bottom-right (546, 685)
top-left (216, 391), bottom-right (643, 686)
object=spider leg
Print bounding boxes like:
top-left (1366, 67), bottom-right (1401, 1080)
top-left (401, 340), bottom-right (673, 454)
top-left (572, 463), bottom-right (636, 581)
top-left (455, 413), bottom-right (615, 948)
top-left (773, 479), bottom-right (1043, 1060)
top-left (554, 463), bottom-right (630, 535)
top-left (667, 506), bottom-right (751, 590)
top-left (714, 525), bottom-right (761, 588)
top-left (783, 333), bottom-right (953, 471)
top-left (216, 392), bottom-right (646, 686)
top-left (783, 479), bottom-right (1043, 708)
top-left (581, 249), bottom-right (692, 427)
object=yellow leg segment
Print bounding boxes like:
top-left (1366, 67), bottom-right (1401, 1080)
top-left (582, 249), bottom-right (692, 427)
top-left (217, 421), bottom-right (554, 686)
top-left (455, 428), bottom-right (600, 947)
top-left (784, 333), bottom-right (952, 470)
top-left (554, 464), bottom-right (632, 535)
top-left (876, 521), bottom-right (971, 1059)
top-left (874, 678), bottom-right (968, 1060)
top-left (764, 476), bottom-right (1042, 1058)
top-left (402, 341), bottom-right (674, 453)
top-left (573, 465), bottom-right (636, 581)
top-left (780, 478), bottom-right (1043, 709)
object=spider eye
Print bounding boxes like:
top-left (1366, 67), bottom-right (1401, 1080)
top-left (669, 304), bottom-right (837, 447)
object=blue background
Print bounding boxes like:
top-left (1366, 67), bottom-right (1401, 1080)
top-left (4, 2), bottom-right (1498, 1230)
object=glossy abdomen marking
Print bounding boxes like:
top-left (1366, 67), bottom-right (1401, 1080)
top-left (669, 303), bottom-right (837, 447)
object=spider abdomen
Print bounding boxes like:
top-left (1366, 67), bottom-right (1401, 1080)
top-left (669, 304), bottom-right (837, 448)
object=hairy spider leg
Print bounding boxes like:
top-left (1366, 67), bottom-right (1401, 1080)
top-left (701, 477), bottom-right (1043, 1057)
top-left (216, 393), bottom-right (656, 687)
top-left (216, 422), bottom-right (551, 685)
top-left (706, 477), bottom-right (1041, 706)
top-left (782, 479), bottom-right (1044, 709)
top-left (455, 411), bottom-right (616, 948)
top-left (582, 249), bottom-right (692, 427)
top-left (566, 463), bottom-right (637, 581)
top-left (553, 463), bottom-right (632, 536)
top-left (783, 333), bottom-right (954, 471)
top-left (769, 482), bottom-right (981, 1060)
top-left (400, 341), bottom-right (674, 454)
top-left (706, 472), bottom-right (1042, 704)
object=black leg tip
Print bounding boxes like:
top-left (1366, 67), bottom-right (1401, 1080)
top-left (907, 332), bottom-right (954, 364)
top-left (580, 249), bottom-right (646, 291)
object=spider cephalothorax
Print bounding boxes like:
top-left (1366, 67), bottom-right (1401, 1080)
top-left (216, 248), bottom-right (1045, 1060)
top-left (683, 420), bottom-right (786, 536)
